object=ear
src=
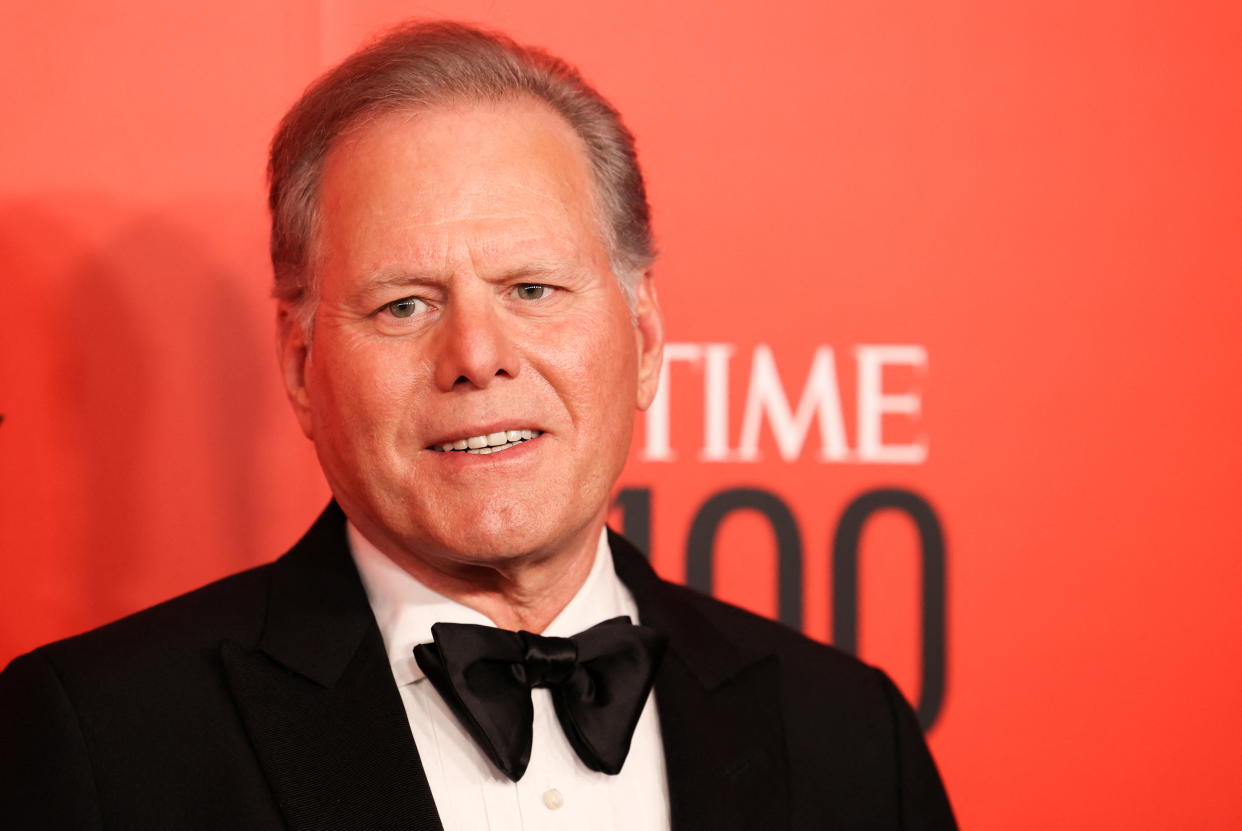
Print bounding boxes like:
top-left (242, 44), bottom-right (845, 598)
top-left (632, 272), bottom-right (665, 412)
top-left (276, 303), bottom-right (315, 439)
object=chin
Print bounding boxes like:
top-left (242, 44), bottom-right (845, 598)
top-left (425, 502), bottom-right (586, 566)
top-left (443, 516), bottom-right (552, 560)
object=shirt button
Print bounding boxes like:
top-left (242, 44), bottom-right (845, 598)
top-left (542, 788), bottom-right (565, 811)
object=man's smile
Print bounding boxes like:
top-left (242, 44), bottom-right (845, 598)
top-left (428, 429), bottom-right (544, 455)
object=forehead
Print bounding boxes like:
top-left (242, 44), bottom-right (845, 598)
top-left (315, 98), bottom-right (605, 273)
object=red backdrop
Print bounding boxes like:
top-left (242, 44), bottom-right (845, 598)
top-left (3, 1), bottom-right (1241, 827)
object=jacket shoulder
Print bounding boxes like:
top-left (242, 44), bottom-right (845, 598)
top-left (0, 562), bottom-right (295, 829)
top-left (655, 574), bottom-right (881, 684)
top-left (12, 562), bottom-right (274, 682)
top-left (646, 573), bottom-right (958, 828)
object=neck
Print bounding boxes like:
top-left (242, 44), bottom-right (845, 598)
top-left (358, 517), bottom-right (605, 633)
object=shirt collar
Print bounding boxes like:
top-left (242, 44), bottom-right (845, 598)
top-left (348, 524), bottom-right (634, 686)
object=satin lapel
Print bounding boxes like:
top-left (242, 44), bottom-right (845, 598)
top-left (222, 503), bottom-right (444, 831)
top-left (610, 531), bottom-right (791, 831)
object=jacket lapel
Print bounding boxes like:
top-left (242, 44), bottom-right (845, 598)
top-left (220, 506), bottom-right (784, 830)
top-left (611, 531), bottom-right (791, 831)
top-left (221, 503), bottom-right (444, 831)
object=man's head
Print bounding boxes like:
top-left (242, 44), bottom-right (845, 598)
top-left (269, 21), bottom-right (655, 332)
top-left (271, 22), bottom-right (664, 575)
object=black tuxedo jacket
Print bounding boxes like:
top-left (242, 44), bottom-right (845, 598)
top-left (1, 503), bottom-right (956, 830)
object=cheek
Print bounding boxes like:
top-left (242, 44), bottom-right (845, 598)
top-left (541, 313), bottom-right (639, 430)
top-left (308, 336), bottom-right (420, 440)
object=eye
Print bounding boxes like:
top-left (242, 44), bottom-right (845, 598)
top-left (385, 297), bottom-right (428, 318)
top-left (514, 284), bottom-right (553, 301)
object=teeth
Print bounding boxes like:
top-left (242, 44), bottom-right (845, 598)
top-left (431, 430), bottom-right (542, 453)
top-left (469, 442), bottom-right (507, 454)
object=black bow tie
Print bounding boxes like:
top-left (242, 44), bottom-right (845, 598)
top-left (413, 616), bottom-right (667, 782)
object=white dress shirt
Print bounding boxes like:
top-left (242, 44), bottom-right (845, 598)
top-left (349, 524), bottom-right (672, 831)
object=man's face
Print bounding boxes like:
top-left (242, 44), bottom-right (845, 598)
top-left (279, 99), bottom-right (663, 571)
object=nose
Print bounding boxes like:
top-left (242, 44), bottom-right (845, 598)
top-left (431, 297), bottom-right (522, 391)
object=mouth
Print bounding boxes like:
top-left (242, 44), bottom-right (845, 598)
top-left (427, 429), bottom-right (543, 456)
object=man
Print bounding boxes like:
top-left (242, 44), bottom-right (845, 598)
top-left (0, 21), bottom-right (956, 830)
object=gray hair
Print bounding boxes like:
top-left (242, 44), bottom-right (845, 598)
top-left (268, 20), bottom-right (655, 330)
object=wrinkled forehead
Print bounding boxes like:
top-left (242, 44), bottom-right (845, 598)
top-left (313, 99), bottom-right (608, 270)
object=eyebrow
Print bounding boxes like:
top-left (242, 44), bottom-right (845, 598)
top-left (361, 260), bottom-right (571, 290)
top-left (364, 271), bottom-right (442, 290)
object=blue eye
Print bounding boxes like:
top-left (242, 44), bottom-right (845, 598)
top-left (515, 284), bottom-right (552, 301)
top-left (386, 297), bottom-right (427, 318)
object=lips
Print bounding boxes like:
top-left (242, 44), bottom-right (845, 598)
top-left (429, 429), bottom-right (543, 455)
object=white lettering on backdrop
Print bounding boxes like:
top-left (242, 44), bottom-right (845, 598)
top-left (641, 343), bottom-right (928, 464)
